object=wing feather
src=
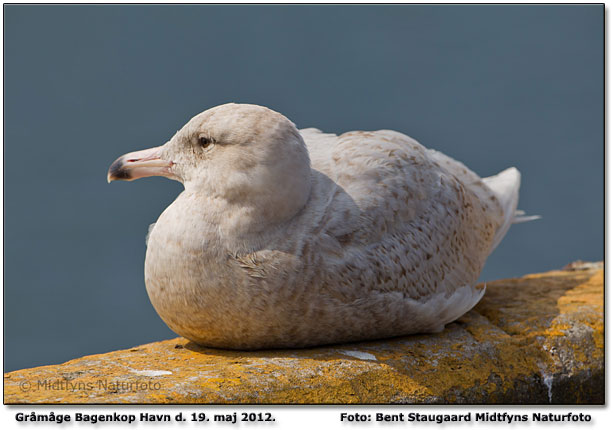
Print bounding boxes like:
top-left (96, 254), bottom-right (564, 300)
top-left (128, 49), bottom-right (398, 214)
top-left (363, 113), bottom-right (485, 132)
top-left (302, 129), bottom-right (503, 306)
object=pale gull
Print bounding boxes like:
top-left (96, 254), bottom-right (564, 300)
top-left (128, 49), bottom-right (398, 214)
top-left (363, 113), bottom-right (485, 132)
top-left (107, 103), bottom-right (537, 349)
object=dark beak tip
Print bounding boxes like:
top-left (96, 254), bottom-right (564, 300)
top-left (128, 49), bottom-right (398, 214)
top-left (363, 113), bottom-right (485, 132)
top-left (108, 158), bottom-right (132, 182)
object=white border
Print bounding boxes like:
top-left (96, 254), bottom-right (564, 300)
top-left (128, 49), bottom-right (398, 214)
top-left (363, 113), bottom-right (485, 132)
top-left (0, 2), bottom-right (608, 429)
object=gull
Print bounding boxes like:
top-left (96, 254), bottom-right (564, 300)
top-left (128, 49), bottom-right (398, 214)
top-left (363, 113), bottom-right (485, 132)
top-left (108, 103), bottom-right (537, 349)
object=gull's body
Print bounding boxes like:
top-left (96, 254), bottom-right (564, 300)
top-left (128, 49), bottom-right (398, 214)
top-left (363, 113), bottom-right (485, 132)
top-left (109, 103), bottom-right (533, 349)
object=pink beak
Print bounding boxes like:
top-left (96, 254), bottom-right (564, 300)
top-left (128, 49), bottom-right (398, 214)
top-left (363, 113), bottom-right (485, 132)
top-left (107, 146), bottom-right (175, 183)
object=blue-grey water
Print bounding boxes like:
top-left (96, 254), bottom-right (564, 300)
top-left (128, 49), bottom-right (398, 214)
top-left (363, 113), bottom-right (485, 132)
top-left (4, 5), bottom-right (603, 372)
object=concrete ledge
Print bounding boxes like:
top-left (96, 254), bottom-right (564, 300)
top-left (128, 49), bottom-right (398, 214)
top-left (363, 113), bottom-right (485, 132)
top-left (4, 262), bottom-right (603, 404)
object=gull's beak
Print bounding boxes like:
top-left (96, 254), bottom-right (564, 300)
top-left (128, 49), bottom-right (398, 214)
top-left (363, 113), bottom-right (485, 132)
top-left (107, 146), bottom-right (174, 183)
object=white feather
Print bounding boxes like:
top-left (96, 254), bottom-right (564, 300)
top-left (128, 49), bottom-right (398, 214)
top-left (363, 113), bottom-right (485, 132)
top-left (483, 167), bottom-right (539, 252)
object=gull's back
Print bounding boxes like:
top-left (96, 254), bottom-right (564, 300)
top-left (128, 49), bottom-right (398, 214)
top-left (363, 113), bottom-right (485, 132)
top-left (293, 128), bottom-right (508, 339)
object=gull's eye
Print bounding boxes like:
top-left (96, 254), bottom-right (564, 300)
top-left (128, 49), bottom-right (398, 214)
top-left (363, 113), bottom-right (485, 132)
top-left (198, 136), bottom-right (214, 148)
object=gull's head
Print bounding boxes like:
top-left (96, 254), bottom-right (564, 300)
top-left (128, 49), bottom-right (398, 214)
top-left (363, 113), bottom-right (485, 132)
top-left (108, 103), bottom-right (312, 221)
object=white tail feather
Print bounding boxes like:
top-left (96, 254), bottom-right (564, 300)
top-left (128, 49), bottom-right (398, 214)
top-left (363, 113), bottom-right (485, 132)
top-left (513, 209), bottom-right (541, 223)
top-left (513, 213), bottom-right (542, 223)
top-left (483, 167), bottom-right (526, 252)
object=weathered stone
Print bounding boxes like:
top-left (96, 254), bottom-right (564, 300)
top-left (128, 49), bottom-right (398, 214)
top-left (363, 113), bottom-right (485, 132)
top-left (4, 263), bottom-right (603, 404)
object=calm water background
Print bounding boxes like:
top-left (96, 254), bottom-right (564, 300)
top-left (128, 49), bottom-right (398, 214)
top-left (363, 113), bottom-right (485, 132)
top-left (4, 5), bottom-right (603, 371)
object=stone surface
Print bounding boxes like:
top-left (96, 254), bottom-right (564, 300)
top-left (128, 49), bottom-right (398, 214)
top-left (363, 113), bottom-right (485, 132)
top-left (4, 263), bottom-right (603, 404)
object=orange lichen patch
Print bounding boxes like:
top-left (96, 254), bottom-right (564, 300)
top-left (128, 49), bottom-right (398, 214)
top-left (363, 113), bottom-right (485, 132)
top-left (4, 263), bottom-right (603, 404)
top-left (557, 271), bottom-right (603, 313)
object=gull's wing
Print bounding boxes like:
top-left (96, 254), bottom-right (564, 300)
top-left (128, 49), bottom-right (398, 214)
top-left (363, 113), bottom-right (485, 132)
top-left (300, 128), bottom-right (505, 306)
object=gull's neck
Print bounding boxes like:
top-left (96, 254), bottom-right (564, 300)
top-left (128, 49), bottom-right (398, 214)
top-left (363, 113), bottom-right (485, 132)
top-left (172, 186), bottom-right (309, 253)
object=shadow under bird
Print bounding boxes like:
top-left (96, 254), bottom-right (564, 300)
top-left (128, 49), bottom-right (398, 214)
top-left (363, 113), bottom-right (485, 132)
top-left (108, 103), bottom-right (537, 349)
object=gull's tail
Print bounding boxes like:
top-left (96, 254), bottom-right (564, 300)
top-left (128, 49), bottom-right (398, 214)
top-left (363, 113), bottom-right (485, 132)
top-left (483, 167), bottom-right (540, 252)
